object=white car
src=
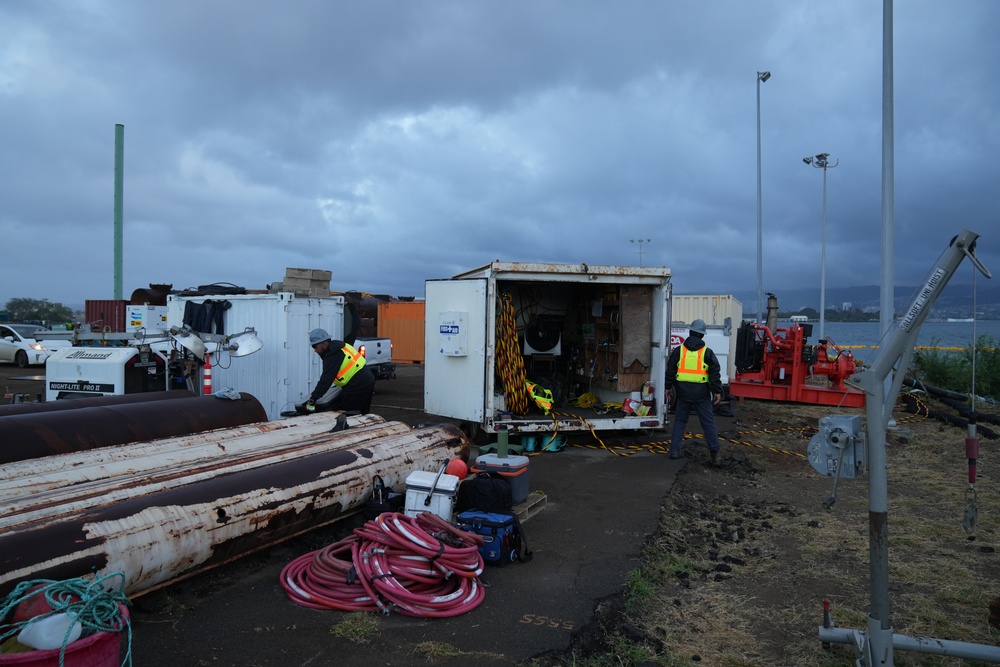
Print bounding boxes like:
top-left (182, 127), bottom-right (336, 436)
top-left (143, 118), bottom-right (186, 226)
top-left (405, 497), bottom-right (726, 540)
top-left (0, 324), bottom-right (70, 368)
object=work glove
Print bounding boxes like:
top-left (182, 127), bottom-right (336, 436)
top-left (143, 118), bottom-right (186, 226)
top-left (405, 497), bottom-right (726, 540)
top-left (305, 400), bottom-right (316, 413)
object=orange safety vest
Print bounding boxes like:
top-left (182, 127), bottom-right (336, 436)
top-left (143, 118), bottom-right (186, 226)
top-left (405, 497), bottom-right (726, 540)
top-left (334, 342), bottom-right (367, 387)
top-left (676, 346), bottom-right (708, 384)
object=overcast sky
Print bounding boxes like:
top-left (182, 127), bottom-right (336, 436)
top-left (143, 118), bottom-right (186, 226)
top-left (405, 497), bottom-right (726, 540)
top-left (2, 1), bottom-right (997, 312)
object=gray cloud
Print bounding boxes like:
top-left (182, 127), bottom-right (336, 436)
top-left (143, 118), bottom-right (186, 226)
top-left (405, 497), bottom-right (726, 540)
top-left (1, 0), bottom-right (997, 311)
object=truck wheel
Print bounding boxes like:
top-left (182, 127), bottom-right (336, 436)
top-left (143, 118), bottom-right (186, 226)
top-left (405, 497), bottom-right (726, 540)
top-left (15, 350), bottom-right (29, 369)
top-left (461, 421), bottom-right (490, 448)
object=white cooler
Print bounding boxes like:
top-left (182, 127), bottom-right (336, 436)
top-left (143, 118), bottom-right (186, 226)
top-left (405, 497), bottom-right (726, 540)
top-left (404, 470), bottom-right (460, 521)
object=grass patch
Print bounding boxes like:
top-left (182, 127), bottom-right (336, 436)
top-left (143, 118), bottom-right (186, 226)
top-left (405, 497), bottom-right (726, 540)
top-left (914, 334), bottom-right (1000, 399)
top-left (559, 395), bottom-right (1000, 666)
top-left (329, 612), bottom-right (379, 644)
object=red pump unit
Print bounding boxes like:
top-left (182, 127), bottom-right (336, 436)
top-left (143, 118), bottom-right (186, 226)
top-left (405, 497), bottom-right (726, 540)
top-left (730, 320), bottom-right (865, 408)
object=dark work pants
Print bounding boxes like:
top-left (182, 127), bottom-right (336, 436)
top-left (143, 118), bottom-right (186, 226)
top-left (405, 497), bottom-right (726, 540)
top-left (669, 398), bottom-right (720, 455)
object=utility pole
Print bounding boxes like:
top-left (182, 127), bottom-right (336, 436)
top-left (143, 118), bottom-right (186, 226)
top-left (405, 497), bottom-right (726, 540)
top-left (803, 153), bottom-right (839, 341)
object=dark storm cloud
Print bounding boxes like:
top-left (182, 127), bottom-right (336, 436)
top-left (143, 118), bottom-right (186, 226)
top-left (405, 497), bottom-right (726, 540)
top-left (0, 1), bottom-right (996, 311)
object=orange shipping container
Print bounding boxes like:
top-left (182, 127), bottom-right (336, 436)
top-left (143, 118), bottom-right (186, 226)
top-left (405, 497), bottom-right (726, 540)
top-left (378, 301), bottom-right (425, 363)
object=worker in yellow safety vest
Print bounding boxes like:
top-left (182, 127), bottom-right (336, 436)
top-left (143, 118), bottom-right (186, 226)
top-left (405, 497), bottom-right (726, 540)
top-left (665, 319), bottom-right (723, 466)
top-left (304, 328), bottom-right (376, 414)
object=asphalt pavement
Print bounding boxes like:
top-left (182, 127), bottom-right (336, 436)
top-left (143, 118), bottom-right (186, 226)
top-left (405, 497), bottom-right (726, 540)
top-left (0, 362), bottom-right (686, 666)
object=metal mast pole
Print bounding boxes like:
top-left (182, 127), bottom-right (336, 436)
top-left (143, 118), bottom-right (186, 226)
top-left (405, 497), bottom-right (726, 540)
top-left (113, 124), bottom-right (125, 301)
top-left (803, 153), bottom-right (837, 340)
top-left (756, 71), bottom-right (770, 324)
top-left (872, 0), bottom-right (895, 658)
top-left (820, 164), bottom-right (828, 341)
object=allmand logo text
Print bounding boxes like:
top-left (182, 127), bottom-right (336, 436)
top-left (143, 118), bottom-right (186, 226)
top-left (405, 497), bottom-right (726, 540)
top-left (67, 350), bottom-right (116, 360)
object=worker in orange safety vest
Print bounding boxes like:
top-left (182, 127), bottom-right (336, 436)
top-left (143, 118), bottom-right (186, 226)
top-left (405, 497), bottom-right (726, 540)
top-left (665, 319), bottom-right (723, 466)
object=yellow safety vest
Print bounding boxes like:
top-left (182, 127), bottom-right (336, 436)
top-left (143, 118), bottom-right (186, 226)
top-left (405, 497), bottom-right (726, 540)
top-left (676, 346), bottom-right (708, 384)
top-left (526, 381), bottom-right (553, 415)
top-left (335, 342), bottom-right (367, 387)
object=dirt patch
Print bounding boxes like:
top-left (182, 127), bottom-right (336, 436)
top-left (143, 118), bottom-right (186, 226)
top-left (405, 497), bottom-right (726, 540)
top-left (535, 395), bottom-right (1000, 666)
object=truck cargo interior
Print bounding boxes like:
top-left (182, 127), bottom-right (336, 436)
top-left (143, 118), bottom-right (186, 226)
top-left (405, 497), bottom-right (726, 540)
top-left (502, 280), bottom-right (655, 407)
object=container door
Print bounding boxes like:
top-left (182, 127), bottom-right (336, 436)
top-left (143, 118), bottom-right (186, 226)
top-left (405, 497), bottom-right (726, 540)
top-left (424, 278), bottom-right (489, 422)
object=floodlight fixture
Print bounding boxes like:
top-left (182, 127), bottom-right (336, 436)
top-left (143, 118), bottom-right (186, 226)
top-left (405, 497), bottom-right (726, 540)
top-left (224, 327), bottom-right (264, 357)
top-left (168, 325), bottom-right (207, 360)
top-left (758, 71), bottom-right (771, 83)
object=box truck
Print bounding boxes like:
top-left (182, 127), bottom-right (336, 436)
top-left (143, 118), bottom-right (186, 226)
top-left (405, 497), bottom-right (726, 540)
top-left (424, 262), bottom-right (672, 441)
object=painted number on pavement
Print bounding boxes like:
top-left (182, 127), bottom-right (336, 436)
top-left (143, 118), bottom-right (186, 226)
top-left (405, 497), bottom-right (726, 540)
top-left (519, 614), bottom-right (574, 630)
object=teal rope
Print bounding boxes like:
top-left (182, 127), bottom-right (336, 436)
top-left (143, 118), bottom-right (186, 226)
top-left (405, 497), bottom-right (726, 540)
top-left (0, 572), bottom-right (132, 666)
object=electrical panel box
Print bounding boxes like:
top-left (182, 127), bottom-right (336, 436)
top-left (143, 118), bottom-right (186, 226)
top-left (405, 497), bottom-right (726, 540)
top-left (127, 305), bottom-right (169, 332)
top-left (438, 312), bottom-right (468, 356)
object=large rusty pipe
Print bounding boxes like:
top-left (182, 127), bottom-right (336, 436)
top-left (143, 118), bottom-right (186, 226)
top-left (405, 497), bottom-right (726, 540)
top-left (5, 421), bottom-right (412, 514)
top-left (5, 418), bottom-right (416, 518)
top-left (0, 412), bottom-right (388, 500)
top-left (0, 390), bottom-right (196, 418)
top-left (0, 393), bottom-right (268, 464)
top-left (0, 422), bottom-right (468, 598)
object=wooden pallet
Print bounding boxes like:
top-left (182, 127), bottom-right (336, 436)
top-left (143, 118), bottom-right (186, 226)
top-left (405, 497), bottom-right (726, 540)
top-left (514, 491), bottom-right (547, 522)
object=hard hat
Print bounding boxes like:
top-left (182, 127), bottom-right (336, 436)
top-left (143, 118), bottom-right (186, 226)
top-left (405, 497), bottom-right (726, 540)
top-left (309, 328), bottom-right (332, 346)
top-left (689, 319), bottom-right (708, 335)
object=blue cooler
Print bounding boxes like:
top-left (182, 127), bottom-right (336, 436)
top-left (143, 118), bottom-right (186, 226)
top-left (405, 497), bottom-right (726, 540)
top-left (472, 453), bottom-right (530, 505)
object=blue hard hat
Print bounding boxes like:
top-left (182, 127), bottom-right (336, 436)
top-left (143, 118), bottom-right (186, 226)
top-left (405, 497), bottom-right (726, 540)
top-left (690, 319), bottom-right (708, 335)
top-left (309, 328), bottom-right (331, 346)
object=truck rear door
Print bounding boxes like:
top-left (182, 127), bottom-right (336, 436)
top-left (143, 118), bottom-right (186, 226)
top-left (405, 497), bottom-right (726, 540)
top-left (424, 278), bottom-right (489, 422)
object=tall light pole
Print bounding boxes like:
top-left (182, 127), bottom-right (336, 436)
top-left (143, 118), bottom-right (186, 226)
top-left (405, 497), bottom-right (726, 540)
top-left (756, 71), bottom-right (771, 324)
top-left (803, 152), bottom-right (839, 341)
top-left (630, 238), bottom-right (651, 266)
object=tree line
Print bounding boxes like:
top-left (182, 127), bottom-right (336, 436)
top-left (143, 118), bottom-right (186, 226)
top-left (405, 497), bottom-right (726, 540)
top-left (2, 298), bottom-right (76, 325)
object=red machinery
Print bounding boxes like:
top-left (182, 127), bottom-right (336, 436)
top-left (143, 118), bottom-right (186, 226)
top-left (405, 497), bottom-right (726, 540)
top-left (730, 321), bottom-right (865, 408)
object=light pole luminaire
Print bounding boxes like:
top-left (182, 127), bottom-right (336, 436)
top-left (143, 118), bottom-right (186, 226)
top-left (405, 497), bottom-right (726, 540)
top-left (756, 70), bottom-right (770, 324)
top-left (630, 238), bottom-right (651, 267)
top-left (803, 153), bottom-right (839, 341)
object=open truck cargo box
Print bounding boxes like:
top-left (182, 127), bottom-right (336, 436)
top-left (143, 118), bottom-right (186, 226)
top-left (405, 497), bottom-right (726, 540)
top-left (424, 261), bottom-right (672, 436)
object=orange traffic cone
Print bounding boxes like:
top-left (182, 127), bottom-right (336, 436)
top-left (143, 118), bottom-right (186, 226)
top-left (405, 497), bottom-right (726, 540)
top-left (203, 353), bottom-right (213, 395)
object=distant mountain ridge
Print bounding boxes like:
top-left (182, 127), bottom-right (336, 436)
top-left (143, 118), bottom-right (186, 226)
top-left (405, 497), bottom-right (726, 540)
top-left (704, 283), bottom-right (1000, 319)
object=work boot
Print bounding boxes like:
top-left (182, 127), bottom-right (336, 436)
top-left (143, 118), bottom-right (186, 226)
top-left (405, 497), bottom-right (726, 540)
top-left (710, 451), bottom-right (721, 467)
top-left (669, 450), bottom-right (683, 460)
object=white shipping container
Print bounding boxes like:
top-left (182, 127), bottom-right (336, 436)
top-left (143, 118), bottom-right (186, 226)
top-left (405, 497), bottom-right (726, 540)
top-left (167, 293), bottom-right (347, 420)
top-left (424, 261), bottom-right (672, 437)
top-left (671, 295), bottom-right (742, 328)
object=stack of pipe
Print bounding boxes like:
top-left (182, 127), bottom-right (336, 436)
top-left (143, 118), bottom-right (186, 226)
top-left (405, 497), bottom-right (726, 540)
top-left (0, 412), bottom-right (468, 598)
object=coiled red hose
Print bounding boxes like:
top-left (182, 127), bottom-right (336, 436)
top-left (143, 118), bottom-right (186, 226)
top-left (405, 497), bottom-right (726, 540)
top-left (280, 512), bottom-right (486, 617)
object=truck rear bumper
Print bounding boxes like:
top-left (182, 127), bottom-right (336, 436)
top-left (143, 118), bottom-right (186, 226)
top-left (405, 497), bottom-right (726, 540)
top-left (370, 362), bottom-right (396, 381)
